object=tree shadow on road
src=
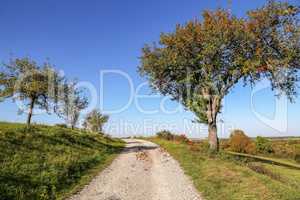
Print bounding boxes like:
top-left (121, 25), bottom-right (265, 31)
top-left (121, 145), bottom-right (158, 154)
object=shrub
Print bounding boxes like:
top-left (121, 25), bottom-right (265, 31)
top-left (255, 136), bottom-right (273, 154)
top-left (228, 130), bottom-right (255, 154)
top-left (220, 139), bottom-right (230, 149)
top-left (55, 123), bottom-right (68, 128)
top-left (272, 141), bottom-right (299, 160)
top-left (156, 131), bottom-right (190, 143)
top-left (245, 142), bottom-right (256, 155)
top-left (156, 130), bottom-right (174, 140)
top-left (173, 134), bottom-right (190, 143)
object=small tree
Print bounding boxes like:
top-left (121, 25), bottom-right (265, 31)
top-left (0, 58), bottom-right (64, 125)
top-left (255, 136), bottom-right (273, 154)
top-left (156, 130), bottom-right (174, 140)
top-left (228, 130), bottom-right (255, 154)
top-left (139, 1), bottom-right (300, 151)
top-left (83, 109), bottom-right (109, 133)
top-left (56, 81), bottom-right (88, 129)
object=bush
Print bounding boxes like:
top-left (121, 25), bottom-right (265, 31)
top-left (173, 134), bottom-right (190, 143)
top-left (55, 123), bottom-right (68, 128)
top-left (220, 139), bottom-right (230, 149)
top-left (156, 131), bottom-right (190, 143)
top-left (272, 141), bottom-right (299, 160)
top-left (156, 130), bottom-right (174, 140)
top-left (228, 130), bottom-right (255, 154)
top-left (255, 136), bottom-right (273, 154)
top-left (245, 142), bottom-right (256, 155)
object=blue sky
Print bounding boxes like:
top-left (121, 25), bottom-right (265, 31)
top-left (0, 0), bottom-right (300, 138)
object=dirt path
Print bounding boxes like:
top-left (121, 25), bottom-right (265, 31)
top-left (69, 139), bottom-right (202, 200)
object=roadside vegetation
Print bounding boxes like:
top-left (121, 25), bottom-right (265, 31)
top-left (151, 130), bottom-right (300, 200)
top-left (219, 130), bottom-right (300, 165)
top-left (0, 122), bottom-right (124, 200)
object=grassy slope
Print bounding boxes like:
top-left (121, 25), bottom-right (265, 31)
top-left (0, 122), bottom-right (124, 200)
top-left (150, 138), bottom-right (300, 200)
top-left (225, 151), bottom-right (300, 170)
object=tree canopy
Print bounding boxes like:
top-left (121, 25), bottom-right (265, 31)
top-left (56, 81), bottom-right (89, 129)
top-left (83, 109), bottom-right (109, 133)
top-left (139, 1), bottom-right (300, 151)
top-left (0, 58), bottom-right (64, 125)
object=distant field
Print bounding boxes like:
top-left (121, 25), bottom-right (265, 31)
top-left (150, 138), bottom-right (300, 200)
top-left (0, 122), bottom-right (124, 200)
top-left (191, 137), bottom-right (300, 162)
top-left (191, 136), bottom-right (300, 141)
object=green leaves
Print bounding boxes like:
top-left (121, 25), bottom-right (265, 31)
top-left (1, 58), bottom-right (65, 124)
top-left (83, 109), bottom-right (109, 133)
top-left (246, 1), bottom-right (300, 99)
top-left (55, 81), bottom-right (89, 129)
top-left (139, 1), bottom-right (300, 124)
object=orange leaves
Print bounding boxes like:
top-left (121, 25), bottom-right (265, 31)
top-left (256, 65), bottom-right (269, 73)
top-left (228, 130), bottom-right (256, 154)
top-left (139, 0), bottom-right (300, 119)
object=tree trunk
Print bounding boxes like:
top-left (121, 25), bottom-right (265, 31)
top-left (27, 98), bottom-right (35, 126)
top-left (208, 122), bottom-right (219, 151)
top-left (206, 95), bottom-right (220, 152)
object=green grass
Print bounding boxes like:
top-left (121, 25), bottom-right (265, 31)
top-left (225, 151), bottom-right (300, 170)
top-left (0, 122), bottom-right (124, 200)
top-left (150, 138), bottom-right (300, 200)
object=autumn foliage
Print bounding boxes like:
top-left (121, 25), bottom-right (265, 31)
top-left (140, 1), bottom-right (300, 152)
top-left (156, 130), bottom-right (190, 143)
top-left (228, 130), bottom-right (256, 154)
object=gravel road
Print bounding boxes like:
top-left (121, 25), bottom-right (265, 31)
top-left (68, 139), bottom-right (202, 200)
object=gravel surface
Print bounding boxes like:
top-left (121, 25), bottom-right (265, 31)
top-left (68, 139), bottom-right (202, 200)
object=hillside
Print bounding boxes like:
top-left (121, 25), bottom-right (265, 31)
top-left (0, 122), bottom-right (124, 200)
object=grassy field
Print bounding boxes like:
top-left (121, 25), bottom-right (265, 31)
top-left (0, 122), bottom-right (124, 200)
top-left (150, 138), bottom-right (300, 200)
top-left (219, 137), bottom-right (300, 162)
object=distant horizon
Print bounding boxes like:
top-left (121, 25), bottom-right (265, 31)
top-left (1, 120), bottom-right (300, 140)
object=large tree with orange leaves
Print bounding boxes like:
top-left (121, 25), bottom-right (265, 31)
top-left (139, 1), bottom-right (300, 151)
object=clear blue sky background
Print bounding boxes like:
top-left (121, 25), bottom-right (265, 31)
top-left (0, 0), bottom-right (300, 138)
